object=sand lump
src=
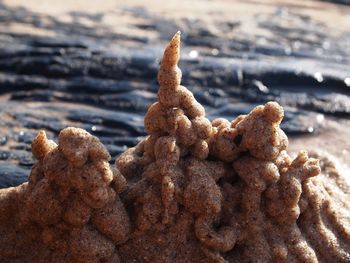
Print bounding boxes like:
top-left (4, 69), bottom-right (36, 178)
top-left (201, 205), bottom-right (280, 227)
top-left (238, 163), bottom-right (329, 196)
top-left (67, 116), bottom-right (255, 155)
top-left (0, 32), bottom-right (349, 263)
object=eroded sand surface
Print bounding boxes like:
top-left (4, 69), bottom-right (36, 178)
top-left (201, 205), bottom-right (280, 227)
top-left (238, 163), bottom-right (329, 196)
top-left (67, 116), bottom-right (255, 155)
top-left (0, 32), bottom-right (349, 263)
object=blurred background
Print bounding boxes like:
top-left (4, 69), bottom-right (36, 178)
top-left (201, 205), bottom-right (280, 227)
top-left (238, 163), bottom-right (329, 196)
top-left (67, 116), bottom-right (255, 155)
top-left (0, 0), bottom-right (349, 187)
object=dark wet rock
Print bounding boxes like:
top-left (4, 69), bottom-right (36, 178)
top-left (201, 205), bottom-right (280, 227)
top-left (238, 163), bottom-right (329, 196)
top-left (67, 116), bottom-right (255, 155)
top-left (0, 163), bottom-right (28, 188)
top-left (0, 1), bottom-right (349, 188)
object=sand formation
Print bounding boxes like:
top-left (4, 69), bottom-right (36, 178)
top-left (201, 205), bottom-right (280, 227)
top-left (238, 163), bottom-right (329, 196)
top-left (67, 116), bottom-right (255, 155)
top-left (0, 32), bottom-right (349, 263)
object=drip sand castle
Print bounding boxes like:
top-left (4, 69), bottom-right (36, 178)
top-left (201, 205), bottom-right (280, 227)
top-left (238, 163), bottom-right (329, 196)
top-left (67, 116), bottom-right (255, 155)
top-left (0, 32), bottom-right (349, 263)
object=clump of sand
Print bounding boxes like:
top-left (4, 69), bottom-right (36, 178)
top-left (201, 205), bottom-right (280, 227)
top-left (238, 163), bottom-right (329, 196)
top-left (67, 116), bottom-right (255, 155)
top-left (0, 32), bottom-right (349, 263)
